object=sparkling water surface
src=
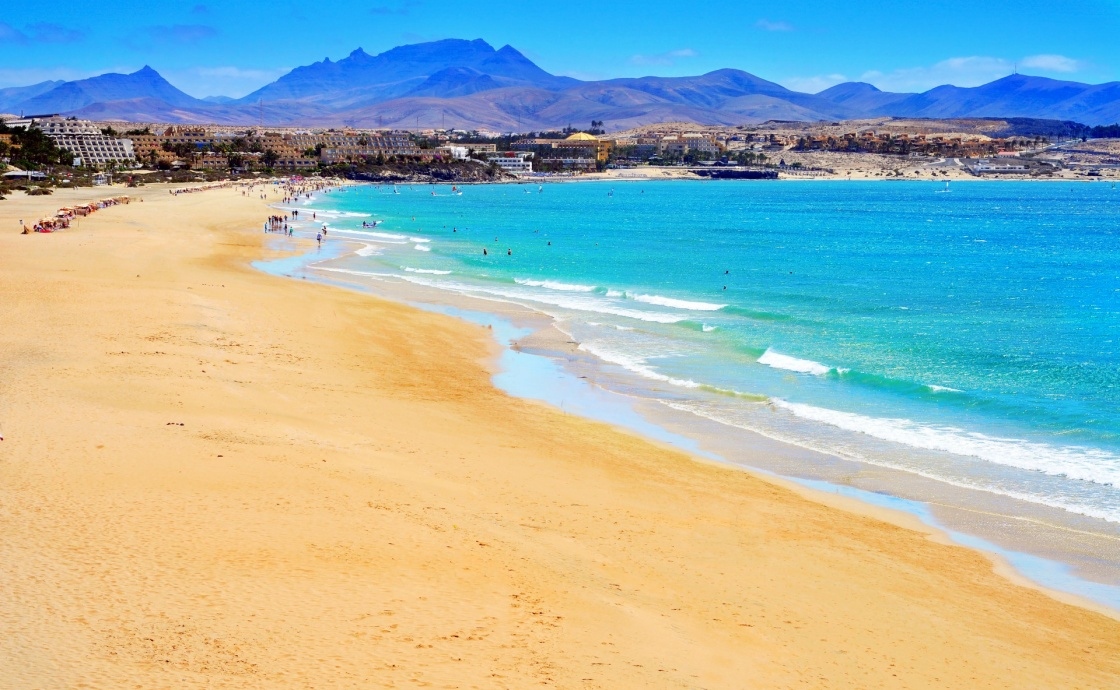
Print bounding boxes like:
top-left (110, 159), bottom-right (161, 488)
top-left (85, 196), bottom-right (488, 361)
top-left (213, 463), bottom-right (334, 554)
top-left (297, 179), bottom-right (1120, 524)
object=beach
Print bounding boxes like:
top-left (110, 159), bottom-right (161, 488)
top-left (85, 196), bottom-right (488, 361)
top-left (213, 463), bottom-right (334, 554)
top-left (2, 184), bottom-right (1119, 688)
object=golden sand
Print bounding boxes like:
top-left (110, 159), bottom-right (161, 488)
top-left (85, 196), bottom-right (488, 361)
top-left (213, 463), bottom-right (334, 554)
top-left (1, 185), bottom-right (1118, 688)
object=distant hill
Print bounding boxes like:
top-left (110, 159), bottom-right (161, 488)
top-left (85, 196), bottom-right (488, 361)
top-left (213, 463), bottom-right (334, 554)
top-left (3, 39), bottom-right (1120, 128)
top-left (0, 80), bottom-right (66, 114)
top-left (236, 40), bottom-right (578, 110)
top-left (815, 82), bottom-right (911, 112)
top-left (874, 75), bottom-right (1120, 124)
top-left (16, 66), bottom-right (205, 115)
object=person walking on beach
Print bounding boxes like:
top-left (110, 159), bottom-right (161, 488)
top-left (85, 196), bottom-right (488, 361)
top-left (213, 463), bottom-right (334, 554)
top-left (316, 232), bottom-right (322, 247)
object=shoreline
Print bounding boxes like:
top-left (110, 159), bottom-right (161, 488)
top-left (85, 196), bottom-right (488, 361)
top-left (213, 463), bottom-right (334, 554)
top-left (284, 180), bottom-right (1120, 603)
top-left (3, 182), bottom-right (1119, 686)
top-left (266, 219), bottom-right (1120, 618)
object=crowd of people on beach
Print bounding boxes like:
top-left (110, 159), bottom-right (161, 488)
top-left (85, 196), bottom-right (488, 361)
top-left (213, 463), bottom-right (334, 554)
top-left (21, 196), bottom-right (131, 234)
top-left (170, 180), bottom-right (257, 196)
top-left (281, 178), bottom-right (341, 204)
top-left (265, 215), bottom-right (292, 236)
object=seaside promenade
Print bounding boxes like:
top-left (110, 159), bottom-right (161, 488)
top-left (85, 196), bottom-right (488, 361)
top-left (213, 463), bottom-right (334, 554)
top-left (1, 184), bottom-right (1118, 687)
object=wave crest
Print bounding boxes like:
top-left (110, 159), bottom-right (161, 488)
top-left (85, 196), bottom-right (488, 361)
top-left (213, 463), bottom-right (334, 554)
top-left (758, 348), bottom-right (833, 376)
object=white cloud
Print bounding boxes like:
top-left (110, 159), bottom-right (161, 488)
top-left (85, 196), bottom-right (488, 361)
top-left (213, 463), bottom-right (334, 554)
top-left (781, 73), bottom-right (849, 93)
top-left (755, 19), bottom-right (794, 32)
top-left (630, 48), bottom-right (698, 67)
top-left (857, 53), bottom-right (1086, 93)
top-left (859, 56), bottom-right (1013, 92)
top-left (1020, 54), bottom-right (1081, 73)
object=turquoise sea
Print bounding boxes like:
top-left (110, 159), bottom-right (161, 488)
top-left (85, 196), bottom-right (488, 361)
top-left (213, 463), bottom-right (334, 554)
top-left (283, 179), bottom-right (1120, 534)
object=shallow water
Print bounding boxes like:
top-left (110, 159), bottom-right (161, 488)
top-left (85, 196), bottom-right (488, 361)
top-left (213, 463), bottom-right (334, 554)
top-left (295, 180), bottom-right (1120, 527)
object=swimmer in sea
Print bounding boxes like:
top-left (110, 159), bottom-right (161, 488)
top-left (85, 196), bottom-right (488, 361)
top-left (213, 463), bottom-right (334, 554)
top-left (483, 248), bottom-right (488, 256)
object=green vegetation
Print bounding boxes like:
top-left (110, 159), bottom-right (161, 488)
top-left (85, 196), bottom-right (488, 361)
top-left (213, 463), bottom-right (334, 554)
top-left (1090, 123), bottom-right (1120, 138)
top-left (0, 122), bottom-right (74, 169)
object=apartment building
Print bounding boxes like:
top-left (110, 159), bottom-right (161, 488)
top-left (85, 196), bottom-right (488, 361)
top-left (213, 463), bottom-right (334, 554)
top-left (1, 115), bottom-right (137, 167)
top-left (659, 133), bottom-right (723, 157)
top-left (52, 134), bottom-right (135, 167)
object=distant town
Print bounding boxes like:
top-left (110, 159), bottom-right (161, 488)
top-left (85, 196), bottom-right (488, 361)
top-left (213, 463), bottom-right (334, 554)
top-left (3, 113), bottom-right (1120, 189)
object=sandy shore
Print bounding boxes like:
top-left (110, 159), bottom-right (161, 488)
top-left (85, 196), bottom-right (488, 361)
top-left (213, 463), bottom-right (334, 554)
top-left (2, 184), bottom-right (1119, 688)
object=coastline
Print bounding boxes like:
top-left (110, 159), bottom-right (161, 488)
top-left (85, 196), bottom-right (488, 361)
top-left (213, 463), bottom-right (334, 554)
top-left (269, 215), bottom-right (1120, 616)
top-left (286, 179), bottom-right (1120, 599)
top-left (2, 183), bottom-right (1119, 687)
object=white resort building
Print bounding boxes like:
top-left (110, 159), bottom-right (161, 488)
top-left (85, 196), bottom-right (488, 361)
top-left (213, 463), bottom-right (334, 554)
top-left (1, 115), bottom-right (137, 168)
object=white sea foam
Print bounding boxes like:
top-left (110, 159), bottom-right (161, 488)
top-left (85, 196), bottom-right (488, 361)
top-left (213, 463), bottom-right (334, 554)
top-left (355, 244), bottom-right (379, 257)
top-left (515, 278), bottom-right (597, 292)
top-left (662, 400), bottom-right (1120, 523)
top-left (605, 289), bottom-right (625, 298)
top-left (409, 237), bottom-right (431, 243)
top-left (578, 342), bottom-right (701, 389)
top-left (317, 228), bottom-right (407, 243)
top-left (758, 349), bottom-right (832, 376)
top-left (364, 231), bottom-right (411, 241)
top-left (395, 277), bottom-right (688, 324)
top-left (928, 384), bottom-right (964, 393)
top-left (632, 293), bottom-right (726, 311)
top-left (302, 209), bottom-right (371, 219)
top-left (414, 244), bottom-right (431, 252)
top-left (702, 324), bottom-right (717, 332)
top-left (312, 267), bottom-right (395, 279)
top-left (403, 267), bottom-right (452, 275)
top-left (770, 399), bottom-right (1120, 489)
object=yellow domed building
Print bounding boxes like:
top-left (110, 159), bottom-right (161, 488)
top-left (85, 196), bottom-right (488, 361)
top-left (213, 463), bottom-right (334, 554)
top-left (563, 131), bottom-right (614, 163)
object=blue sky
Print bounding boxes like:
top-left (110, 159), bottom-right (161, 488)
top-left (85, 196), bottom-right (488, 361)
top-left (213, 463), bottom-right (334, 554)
top-left (2, 0), bottom-right (1118, 98)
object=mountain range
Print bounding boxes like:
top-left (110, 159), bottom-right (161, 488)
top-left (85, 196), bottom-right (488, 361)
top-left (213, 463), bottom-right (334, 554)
top-left (2, 38), bottom-right (1118, 129)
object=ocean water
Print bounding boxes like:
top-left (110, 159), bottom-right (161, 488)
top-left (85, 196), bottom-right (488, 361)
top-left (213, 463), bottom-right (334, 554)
top-left (289, 179), bottom-right (1120, 528)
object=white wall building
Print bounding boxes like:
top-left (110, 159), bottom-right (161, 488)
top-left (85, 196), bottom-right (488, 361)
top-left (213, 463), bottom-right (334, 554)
top-left (51, 134), bottom-right (136, 168)
top-left (2, 115), bottom-right (136, 168)
top-left (485, 151), bottom-right (533, 174)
